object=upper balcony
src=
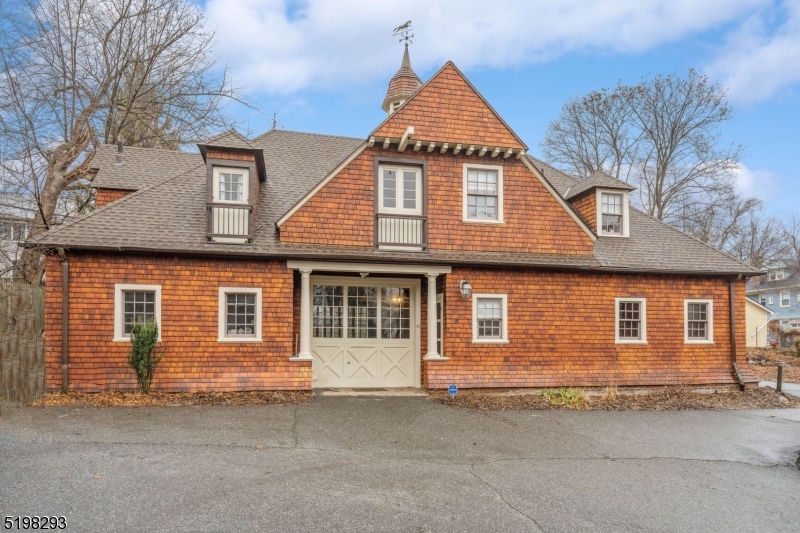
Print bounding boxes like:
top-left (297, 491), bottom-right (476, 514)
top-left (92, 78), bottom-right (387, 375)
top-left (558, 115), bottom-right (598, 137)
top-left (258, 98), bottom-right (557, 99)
top-left (375, 213), bottom-right (427, 250)
top-left (207, 202), bottom-right (253, 243)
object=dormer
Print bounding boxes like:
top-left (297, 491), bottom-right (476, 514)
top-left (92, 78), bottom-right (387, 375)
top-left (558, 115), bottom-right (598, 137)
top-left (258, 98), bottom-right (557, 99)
top-left (565, 171), bottom-right (636, 238)
top-left (766, 267), bottom-right (787, 281)
top-left (197, 130), bottom-right (266, 244)
top-left (381, 45), bottom-right (422, 116)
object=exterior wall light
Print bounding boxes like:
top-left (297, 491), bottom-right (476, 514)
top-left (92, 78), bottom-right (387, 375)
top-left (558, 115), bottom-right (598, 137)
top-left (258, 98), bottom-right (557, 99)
top-left (460, 279), bottom-right (472, 298)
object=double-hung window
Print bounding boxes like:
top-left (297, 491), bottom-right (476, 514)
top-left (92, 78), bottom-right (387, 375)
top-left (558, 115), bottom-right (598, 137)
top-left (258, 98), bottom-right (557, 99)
top-left (212, 166), bottom-right (249, 204)
top-left (601, 193), bottom-right (623, 235)
top-left (463, 164), bottom-right (503, 222)
top-left (218, 287), bottom-right (262, 342)
top-left (780, 292), bottom-right (790, 307)
top-left (472, 294), bottom-right (508, 343)
top-left (760, 295), bottom-right (766, 306)
top-left (114, 284), bottom-right (162, 341)
top-left (684, 300), bottom-right (713, 343)
top-left (378, 165), bottom-right (422, 215)
top-left (615, 297), bottom-right (646, 344)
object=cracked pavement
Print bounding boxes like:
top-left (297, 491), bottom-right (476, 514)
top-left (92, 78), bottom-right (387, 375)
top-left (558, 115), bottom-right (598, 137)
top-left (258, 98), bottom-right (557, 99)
top-left (1, 396), bottom-right (799, 532)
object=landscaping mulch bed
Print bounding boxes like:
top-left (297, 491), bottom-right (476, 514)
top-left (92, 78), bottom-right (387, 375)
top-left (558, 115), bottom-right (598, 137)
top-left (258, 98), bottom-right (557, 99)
top-left (29, 390), bottom-right (312, 407)
top-left (430, 387), bottom-right (799, 411)
top-left (747, 348), bottom-right (800, 383)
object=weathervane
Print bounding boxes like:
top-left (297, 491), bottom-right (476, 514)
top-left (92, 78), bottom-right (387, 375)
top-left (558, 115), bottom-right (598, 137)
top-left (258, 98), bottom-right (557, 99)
top-left (392, 20), bottom-right (413, 45)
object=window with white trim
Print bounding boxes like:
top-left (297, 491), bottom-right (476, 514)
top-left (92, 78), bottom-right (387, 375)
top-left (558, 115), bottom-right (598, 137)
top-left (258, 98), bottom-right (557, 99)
top-left (114, 284), bottom-right (162, 341)
top-left (218, 287), bottom-right (262, 342)
top-left (313, 285), bottom-right (344, 338)
top-left (472, 294), bottom-right (508, 343)
top-left (760, 295), bottom-right (766, 306)
top-left (212, 166), bottom-right (249, 203)
top-left (768, 296), bottom-right (774, 305)
top-left (615, 297), bottom-right (646, 343)
top-left (780, 292), bottom-right (790, 307)
top-left (601, 193), bottom-right (623, 234)
top-left (463, 164), bottom-right (503, 223)
top-left (378, 165), bottom-right (422, 216)
top-left (685, 299), bottom-right (713, 344)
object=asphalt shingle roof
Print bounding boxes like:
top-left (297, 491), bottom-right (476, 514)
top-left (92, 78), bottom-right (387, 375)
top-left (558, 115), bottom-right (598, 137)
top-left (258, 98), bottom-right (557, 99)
top-left (28, 132), bottom-right (760, 275)
top-left (565, 170), bottom-right (636, 200)
top-left (91, 144), bottom-right (201, 191)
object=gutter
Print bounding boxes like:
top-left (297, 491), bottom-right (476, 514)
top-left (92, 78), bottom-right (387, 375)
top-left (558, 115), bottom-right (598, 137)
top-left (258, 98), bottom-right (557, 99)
top-left (59, 249), bottom-right (69, 392)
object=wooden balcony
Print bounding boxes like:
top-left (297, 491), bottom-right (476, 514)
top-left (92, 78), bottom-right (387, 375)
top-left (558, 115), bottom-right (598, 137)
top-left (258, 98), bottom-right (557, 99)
top-left (207, 203), bottom-right (253, 243)
top-left (375, 214), bottom-right (427, 249)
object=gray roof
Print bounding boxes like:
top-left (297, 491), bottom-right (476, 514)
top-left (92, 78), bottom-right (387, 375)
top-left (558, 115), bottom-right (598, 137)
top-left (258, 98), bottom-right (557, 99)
top-left (200, 129), bottom-right (254, 150)
top-left (746, 268), bottom-right (800, 293)
top-left (27, 131), bottom-right (759, 275)
top-left (91, 144), bottom-right (201, 191)
top-left (565, 170), bottom-right (636, 200)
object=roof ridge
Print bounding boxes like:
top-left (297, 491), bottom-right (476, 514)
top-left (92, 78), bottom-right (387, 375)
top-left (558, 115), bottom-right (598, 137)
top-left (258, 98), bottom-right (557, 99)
top-left (256, 129), bottom-right (363, 142)
top-left (94, 143), bottom-right (198, 156)
top-left (28, 163), bottom-right (205, 244)
top-left (627, 206), bottom-right (759, 273)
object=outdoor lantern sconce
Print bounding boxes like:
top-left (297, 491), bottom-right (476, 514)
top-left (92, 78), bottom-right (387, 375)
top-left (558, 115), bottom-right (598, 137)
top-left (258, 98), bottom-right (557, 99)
top-left (460, 279), bottom-right (472, 298)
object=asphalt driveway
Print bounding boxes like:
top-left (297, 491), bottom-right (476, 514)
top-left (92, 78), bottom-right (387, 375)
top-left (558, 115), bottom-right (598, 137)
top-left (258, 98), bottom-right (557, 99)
top-left (1, 395), bottom-right (799, 533)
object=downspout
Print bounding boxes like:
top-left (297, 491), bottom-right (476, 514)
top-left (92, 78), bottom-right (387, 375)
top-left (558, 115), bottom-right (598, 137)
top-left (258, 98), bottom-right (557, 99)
top-left (730, 274), bottom-right (745, 391)
top-left (59, 250), bottom-right (69, 392)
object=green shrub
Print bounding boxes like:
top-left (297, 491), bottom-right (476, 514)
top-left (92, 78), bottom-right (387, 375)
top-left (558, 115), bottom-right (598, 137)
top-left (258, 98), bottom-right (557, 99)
top-left (127, 321), bottom-right (166, 394)
top-left (795, 338), bottom-right (800, 358)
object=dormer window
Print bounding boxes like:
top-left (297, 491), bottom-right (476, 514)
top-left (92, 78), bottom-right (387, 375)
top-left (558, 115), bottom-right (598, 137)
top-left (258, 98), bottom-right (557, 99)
top-left (767, 270), bottom-right (785, 281)
top-left (213, 166), bottom-right (249, 204)
top-left (596, 188), bottom-right (630, 237)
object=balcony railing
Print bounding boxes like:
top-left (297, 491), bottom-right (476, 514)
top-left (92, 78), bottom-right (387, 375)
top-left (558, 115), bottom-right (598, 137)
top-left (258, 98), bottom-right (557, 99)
top-left (376, 214), bottom-right (427, 249)
top-left (207, 203), bottom-right (253, 242)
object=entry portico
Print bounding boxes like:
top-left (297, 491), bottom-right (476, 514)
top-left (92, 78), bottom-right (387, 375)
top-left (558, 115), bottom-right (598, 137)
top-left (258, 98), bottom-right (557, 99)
top-left (287, 261), bottom-right (451, 388)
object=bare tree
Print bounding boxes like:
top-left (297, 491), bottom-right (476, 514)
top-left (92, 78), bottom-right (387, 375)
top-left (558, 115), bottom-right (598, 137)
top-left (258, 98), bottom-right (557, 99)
top-left (781, 213), bottom-right (800, 268)
top-left (541, 70), bottom-right (744, 226)
top-left (0, 0), bottom-right (245, 281)
top-left (726, 211), bottom-right (784, 270)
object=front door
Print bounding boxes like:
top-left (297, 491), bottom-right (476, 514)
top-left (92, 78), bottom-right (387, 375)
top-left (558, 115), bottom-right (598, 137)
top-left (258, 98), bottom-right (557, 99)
top-left (310, 277), bottom-right (418, 388)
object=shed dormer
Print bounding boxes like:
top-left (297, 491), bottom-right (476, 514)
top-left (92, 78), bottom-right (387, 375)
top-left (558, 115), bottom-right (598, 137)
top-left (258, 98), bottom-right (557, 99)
top-left (382, 45), bottom-right (422, 115)
top-left (197, 130), bottom-right (266, 244)
top-left (565, 171), bottom-right (635, 238)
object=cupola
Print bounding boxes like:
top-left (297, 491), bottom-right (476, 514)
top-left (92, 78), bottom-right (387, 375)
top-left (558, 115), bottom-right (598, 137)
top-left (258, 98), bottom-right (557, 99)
top-left (382, 44), bottom-right (422, 116)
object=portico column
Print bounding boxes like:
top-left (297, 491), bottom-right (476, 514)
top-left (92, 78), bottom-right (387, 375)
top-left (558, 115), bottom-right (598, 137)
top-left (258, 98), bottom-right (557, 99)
top-left (296, 269), bottom-right (313, 360)
top-left (425, 273), bottom-right (439, 358)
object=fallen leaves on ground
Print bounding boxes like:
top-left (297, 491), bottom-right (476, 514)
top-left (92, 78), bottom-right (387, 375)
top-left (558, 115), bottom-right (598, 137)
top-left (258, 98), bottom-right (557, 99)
top-left (430, 387), bottom-right (799, 411)
top-left (29, 390), bottom-right (312, 407)
top-left (747, 348), bottom-right (800, 383)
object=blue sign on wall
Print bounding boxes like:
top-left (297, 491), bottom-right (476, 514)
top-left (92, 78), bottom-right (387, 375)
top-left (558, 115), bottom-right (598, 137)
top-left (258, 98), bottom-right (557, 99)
top-left (448, 384), bottom-right (458, 396)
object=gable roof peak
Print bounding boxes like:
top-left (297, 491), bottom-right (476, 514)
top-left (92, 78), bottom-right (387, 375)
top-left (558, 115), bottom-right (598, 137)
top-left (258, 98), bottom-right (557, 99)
top-left (565, 170), bottom-right (636, 199)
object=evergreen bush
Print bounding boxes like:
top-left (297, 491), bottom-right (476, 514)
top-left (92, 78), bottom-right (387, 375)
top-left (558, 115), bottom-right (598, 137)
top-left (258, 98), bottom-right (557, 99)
top-left (127, 321), bottom-right (166, 394)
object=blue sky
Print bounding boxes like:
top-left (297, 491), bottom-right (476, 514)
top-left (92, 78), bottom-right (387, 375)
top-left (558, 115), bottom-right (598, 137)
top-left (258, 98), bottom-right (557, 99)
top-left (200, 0), bottom-right (799, 218)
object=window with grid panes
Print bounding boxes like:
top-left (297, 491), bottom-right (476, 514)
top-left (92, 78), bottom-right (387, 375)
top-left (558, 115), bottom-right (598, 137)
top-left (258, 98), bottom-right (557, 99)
top-left (617, 300), bottom-right (642, 340)
top-left (686, 302), bottom-right (709, 340)
top-left (466, 169), bottom-right (498, 220)
top-left (601, 193), bottom-right (623, 234)
top-left (218, 171), bottom-right (244, 202)
top-left (123, 291), bottom-right (156, 335)
top-left (347, 286), bottom-right (377, 338)
top-left (381, 287), bottom-right (410, 339)
top-left (379, 166), bottom-right (421, 215)
top-left (313, 285), bottom-right (344, 338)
top-left (225, 293), bottom-right (256, 337)
top-left (476, 298), bottom-right (503, 339)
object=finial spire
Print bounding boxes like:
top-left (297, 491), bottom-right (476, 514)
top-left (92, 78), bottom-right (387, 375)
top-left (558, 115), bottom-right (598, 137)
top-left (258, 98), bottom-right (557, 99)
top-left (383, 21), bottom-right (421, 115)
top-left (401, 43), bottom-right (411, 70)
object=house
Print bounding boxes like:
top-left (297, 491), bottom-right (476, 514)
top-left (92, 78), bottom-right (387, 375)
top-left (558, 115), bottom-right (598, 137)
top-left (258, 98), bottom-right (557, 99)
top-left (746, 264), bottom-right (800, 345)
top-left (0, 193), bottom-right (34, 277)
top-left (744, 298), bottom-right (773, 348)
top-left (27, 48), bottom-right (761, 392)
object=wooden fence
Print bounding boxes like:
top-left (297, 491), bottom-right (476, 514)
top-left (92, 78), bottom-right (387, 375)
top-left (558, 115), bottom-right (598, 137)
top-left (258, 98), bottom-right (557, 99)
top-left (0, 280), bottom-right (45, 415)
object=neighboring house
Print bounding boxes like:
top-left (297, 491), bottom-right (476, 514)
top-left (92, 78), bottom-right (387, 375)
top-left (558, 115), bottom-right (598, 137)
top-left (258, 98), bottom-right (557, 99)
top-left (27, 49), bottom-right (761, 393)
top-left (744, 298), bottom-right (773, 348)
top-left (746, 265), bottom-right (800, 330)
top-left (0, 193), bottom-right (35, 278)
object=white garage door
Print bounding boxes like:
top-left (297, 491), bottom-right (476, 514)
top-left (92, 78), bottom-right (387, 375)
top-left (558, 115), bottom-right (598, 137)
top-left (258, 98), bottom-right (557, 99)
top-left (310, 278), bottom-right (418, 388)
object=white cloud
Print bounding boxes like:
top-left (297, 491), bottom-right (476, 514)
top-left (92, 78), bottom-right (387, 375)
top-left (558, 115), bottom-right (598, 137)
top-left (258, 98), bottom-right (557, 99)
top-left (734, 164), bottom-right (781, 202)
top-left (707, 1), bottom-right (800, 104)
top-left (203, 0), bottom-right (767, 95)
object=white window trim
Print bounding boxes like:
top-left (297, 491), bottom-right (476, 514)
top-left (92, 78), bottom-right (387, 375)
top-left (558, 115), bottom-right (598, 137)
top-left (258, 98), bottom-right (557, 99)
top-left (462, 163), bottom-right (504, 224)
top-left (377, 164), bottom-right (422, 216)
top-left (472, 293), bottom-right (509, 344)
top-left (113, 284), bottom-right (162, 342)
top-left (218, 287), bottom-right (263, 342)
top-left (212, 166), bottom-right (249, 204)
top-left (596, 188), bottom-right (630, 238)
top-left (614, 297), bottom-right (647, 344)
top-left (768, 296), bottom-right (774, 305)
top-left (684, 299), bottom-right (714, 344)
top-left (796, 294), bottom-right (800, 303)
top-left (780, 292), bottom-right (790, 307)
